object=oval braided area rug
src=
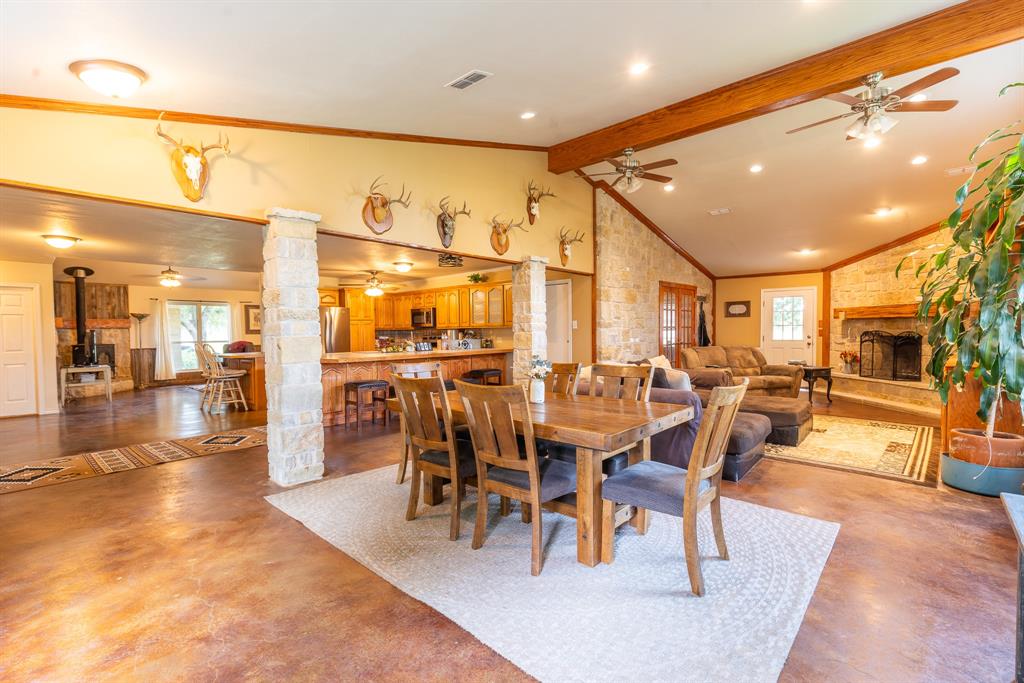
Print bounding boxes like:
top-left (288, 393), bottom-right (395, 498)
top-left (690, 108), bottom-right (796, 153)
top-left (266, 465), bottom-right (839, 683)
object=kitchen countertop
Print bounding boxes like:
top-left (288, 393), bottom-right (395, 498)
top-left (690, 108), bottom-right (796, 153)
top-left (321, 348), bottom-right (511, 364)
top-left (217, 352), bottom-right (264, 358)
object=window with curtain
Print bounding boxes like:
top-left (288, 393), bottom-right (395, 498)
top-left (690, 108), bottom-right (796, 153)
top-left (167, 301), bottom-right (231, 372)
top-left (659, 282), bottom-right (697, 367)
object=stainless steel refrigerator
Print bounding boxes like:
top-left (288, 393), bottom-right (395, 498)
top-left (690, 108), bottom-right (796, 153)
top-left (320, 306), bottom-right (351, 353)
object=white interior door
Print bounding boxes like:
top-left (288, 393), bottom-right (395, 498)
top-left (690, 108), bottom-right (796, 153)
top-left (0, 285), bottom-right (39, 416)
top-left (760, 287), bottom-right (816, 365)
top-left (545, 281), bottom-right (572, 363)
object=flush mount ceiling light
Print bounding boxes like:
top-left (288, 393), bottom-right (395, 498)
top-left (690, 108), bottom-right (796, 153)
top-left (159, 266), bottom-right (182, 287)
top-left (41, 234), bottom-right (81, 249)
top-left (364, 271), bottom-right (384, 297)
top-left (706, 207), bottom-right (731, 216)
top-left (663, 184), bottom-right (675, 192)
top-left (438, 253), bottom-right (463, 268)
top-left (911, 155), bottom-right (928, 165)
top-left (69, 59), bottom-right (147, 98)
top-left (520, 111), bottom-right (536, 120)
top-left (798, 248), bottom-right (814, 255)
top-left (749, 164), bottom-right (764, 174)
top-left (874, 207), bottom-right (893, 217)
top-left (393, 261), bottom-right (413, 273)
top-left (629, 62), bottom-right (650, 76)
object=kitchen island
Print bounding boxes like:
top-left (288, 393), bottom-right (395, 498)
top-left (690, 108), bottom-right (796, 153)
top-left (321, 348), bottom-right (512, 427)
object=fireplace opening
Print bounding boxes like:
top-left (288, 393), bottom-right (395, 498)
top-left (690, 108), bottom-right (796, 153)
top-left (859, 330), bottom-right (922, 381)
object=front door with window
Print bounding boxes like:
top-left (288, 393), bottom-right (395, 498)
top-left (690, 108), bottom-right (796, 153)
top-left (760, 287), bottom-right (816, 365)
top-left (168, 301), bottom-right (231, 372)
top-left (659, 282), bottom-right (697, 367)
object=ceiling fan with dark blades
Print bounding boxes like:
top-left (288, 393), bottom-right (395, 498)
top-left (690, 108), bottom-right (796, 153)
top-left (585, 147), bottom-right (677, 193)
top-left (786, 67), bottom-right (959, 142)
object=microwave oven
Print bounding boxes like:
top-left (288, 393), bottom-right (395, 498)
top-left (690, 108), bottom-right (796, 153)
top-left (411, 307), bottom-right (435, 328)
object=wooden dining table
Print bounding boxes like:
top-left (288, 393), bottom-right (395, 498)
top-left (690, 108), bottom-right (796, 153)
top-left (387, 390), bottom-right (694, 567)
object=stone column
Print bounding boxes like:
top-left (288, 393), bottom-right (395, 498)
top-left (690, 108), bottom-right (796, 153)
top-left (262, 208), bottom-right (324, 486)
top-left (511, 255), bottom-right (548, 385)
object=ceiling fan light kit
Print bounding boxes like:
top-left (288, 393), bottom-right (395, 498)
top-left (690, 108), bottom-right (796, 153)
top-left (363, 270), bottom-right (384, 297)
top-left (159, 266), bottom-right (183, 288)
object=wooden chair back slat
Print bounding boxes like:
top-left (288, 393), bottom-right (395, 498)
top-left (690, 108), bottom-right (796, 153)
top-left (685, 379), bottom-right (748, 494)
top-left (391, 374), bottom-right (452, 453)
top-left (589, 364), bottom-right (654, 401)
top-left (455, 380), bottom-right (537, 474)
top-left (546, 362), bottom-right (582, 396)
top-left (391, 361), bottom-right (443, 379)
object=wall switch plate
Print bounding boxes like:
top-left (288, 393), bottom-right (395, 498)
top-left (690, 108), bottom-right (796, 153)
top-left (572, 320), bottom-right (578, 330)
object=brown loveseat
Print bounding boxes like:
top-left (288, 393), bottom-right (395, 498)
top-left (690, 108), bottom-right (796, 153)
top-left (679, 345), bottom-right (802, 398)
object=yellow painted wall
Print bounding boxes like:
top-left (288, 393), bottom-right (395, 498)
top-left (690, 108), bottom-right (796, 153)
top-left (715, 272), bottom-right (825, 365)
top-left (0, 260), bottom-right (59, 413)
top-left (0, 108), bottom-right (593, 270)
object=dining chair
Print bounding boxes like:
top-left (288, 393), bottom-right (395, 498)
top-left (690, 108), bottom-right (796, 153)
top-left (600, 379), bottom-right (749, 596)
top-left (198, 343), bottom-right (248, 413)
top-left (392, 373), bottom-right (477, 541)
top-left (391, 361), bottom-right (443, 484)
top-left (588, 363), bottom-right (654, 401)
top-left (545, 362), bottom-right (582, 396)
top-left (455, 379), bottom-right (578, 576)
top-left (194, 342), bottom-right (215, 400)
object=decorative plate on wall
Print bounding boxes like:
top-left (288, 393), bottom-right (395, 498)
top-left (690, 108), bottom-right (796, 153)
top-left (725, 301), bottom-right (751, 318)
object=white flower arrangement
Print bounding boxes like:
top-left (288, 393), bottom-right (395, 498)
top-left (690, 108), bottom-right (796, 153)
top-left (528, 355), bottom-right (552, 380)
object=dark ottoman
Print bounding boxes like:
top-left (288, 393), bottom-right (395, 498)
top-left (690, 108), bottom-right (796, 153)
top-left (695, 390), bottom-right (813, 446)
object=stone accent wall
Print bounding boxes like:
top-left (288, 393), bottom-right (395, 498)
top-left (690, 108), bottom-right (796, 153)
top-left (594, 190), bottom-right (713, 362)
top-left (511, 256), bottom-right (547, 385)
top-left (263, 208), bottom-right (325, 487)
top-left (829, 226), bottom-right (952, 371)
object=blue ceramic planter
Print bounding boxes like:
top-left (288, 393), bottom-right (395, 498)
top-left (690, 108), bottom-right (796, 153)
top-left (941, 453), bottom-right (1024, 497)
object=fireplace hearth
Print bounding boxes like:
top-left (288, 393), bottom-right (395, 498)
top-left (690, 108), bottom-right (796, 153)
top-left (860, 330), bottom-right (922, 382)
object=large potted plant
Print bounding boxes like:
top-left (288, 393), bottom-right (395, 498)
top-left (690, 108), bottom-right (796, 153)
top-left (900, 83), bottom-right (1024, 495)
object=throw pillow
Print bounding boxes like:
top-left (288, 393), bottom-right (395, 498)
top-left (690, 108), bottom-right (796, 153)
top-left (650, 367), bottom-right (692, 391)
top-left (645, 354), bottom-right (673, 370)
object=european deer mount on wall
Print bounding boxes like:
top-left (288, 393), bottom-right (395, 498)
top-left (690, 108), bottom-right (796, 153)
top-left (558, 227), bottom-right (585, 267)
top-left (526, 180), bottom-right (556, 225)
top-left (435, 196), bottom-right (471, 249)
top-left (488, 215), bottom-right (526, 256)
top-left (361, 175), bottom-right (412, 234)
top-left (155, 113), bottom-right (230, 202)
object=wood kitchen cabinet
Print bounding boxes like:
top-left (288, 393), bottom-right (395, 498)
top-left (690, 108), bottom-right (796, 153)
top-left (374, 296), bottom-right (394, 329)
top-left (458, 287), bottom-right (471, 327)
top-left (393, 295), bottom-right (413, 330)
top-left (350, 320), bottom-right (377, 351)
top-left (469, 287), bottom-right (486, 327)
top-left (486, 285), bottom-right (504, 326)
top-left (343, 289), bottom-right (375, 321)
top-left (503, 284), bottom-right (513, 326)
top-left (318, 288), bottom-right (341, 307)
top-left (420, 291), bottom-right (435, 307)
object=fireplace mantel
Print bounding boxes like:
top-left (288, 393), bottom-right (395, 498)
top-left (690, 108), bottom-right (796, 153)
top-left (833, 303), bottom-right (930, 320)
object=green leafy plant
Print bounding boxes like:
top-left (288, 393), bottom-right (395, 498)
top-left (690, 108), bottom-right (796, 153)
top-left (467, 272), bottom-right (487, 283)
top-left (898, 83), bottom-right (1023, 438)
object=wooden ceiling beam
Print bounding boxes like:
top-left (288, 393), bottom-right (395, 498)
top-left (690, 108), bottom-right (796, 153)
top-left (547, 0), bottom-right (1024, 174)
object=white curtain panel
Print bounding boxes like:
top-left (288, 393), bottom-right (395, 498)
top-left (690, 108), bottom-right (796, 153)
top-left (230, 301), bottom-right (243, 342)
top-left (154, 299), bottom-right (177, 381)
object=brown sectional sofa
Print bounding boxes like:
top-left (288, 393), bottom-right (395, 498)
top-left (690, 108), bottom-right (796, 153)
top-left (680, 345), bottom-right (803, 398)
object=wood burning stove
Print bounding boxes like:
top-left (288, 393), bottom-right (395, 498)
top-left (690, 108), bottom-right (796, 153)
top-left (859, 330), bottom-right (922, 381)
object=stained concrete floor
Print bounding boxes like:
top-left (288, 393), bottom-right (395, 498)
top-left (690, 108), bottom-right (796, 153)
top-left (0, 391), bottom-right (1016, 681)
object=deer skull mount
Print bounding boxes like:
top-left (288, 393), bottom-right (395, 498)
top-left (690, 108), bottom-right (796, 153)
top-left (434, 196), bottom-right (471, 249)
top-left (526, 180), bottom-right (556, 225)
top-left (155, 113), bottom-right (229, 202)
top-left (488, 215), bottom-right (526, 256)
top-left (361, 175), bottom-right (412, 235)
top-left (558, 227), bottom-right (586, 267)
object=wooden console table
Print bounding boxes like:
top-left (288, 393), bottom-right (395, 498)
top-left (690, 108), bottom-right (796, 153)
top-left (1001, 493), bottom-right (1024, 683)
top-left (60, 365), bottom-right (112, 406)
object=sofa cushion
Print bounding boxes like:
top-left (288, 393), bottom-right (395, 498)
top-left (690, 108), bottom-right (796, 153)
top-left (602, 460), bottom-right (709, 516)
top-left (680, 347), bottom-right (701, 369)
top-left (743, 375), bottom-right (793, 391)
top-left (694, 346), bottom-right (729, 367)
top-left (729, 413), bottom-right (772, 454)
top-left (487, 457), bottom-right (577, 502)
top-left (725, 346), bottom-right (764, 371)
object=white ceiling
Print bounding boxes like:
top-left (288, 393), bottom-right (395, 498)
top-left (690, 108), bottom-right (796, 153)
top-left (1, 0), bottom-right (956, 146)
top-left (582, 41), bottom-right (1024, 276)
top-left (1, 185), bottom-right (506, 289)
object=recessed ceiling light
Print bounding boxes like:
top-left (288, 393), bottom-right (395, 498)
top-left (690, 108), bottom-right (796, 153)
top-left (629, 62), bottom-right (650, 76)
top-left (798, 248), bottom-right (814, 255)
top-left (749, 164), bottom-right (764, 174)
top-left (41, 234), bottom-right (81, 249)
top-left (908, 93), bottom-right (928, 102)
top-left (520, 111), bottom-right (536, 120)
top-left (69, 59), bottom-right (147, 98)
top-left (663, 184), bottom-right (675, 192)
top-left (707, 207), bottom-right (731, 216)
top-left (874, 207), bottom-right (893, 217)
top-left (393, 261), bottom-right (413, 273)
top-left (906, 250), bottom-right (920, 257)
top-left (911, 155), bottom-right (928, 165)
top-left (863, 135), bottom-right (882, 149)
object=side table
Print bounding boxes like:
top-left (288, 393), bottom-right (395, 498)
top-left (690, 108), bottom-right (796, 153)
top-left (802, 365), bottom-right (832, 403)
top-left (60, 364), bottom-right (113, 406)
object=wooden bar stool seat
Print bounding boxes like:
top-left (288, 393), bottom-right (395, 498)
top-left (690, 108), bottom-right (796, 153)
top-left (343, 380), bottom-right (389, 431)
top-left (460, 368), bottom-right (502, 385)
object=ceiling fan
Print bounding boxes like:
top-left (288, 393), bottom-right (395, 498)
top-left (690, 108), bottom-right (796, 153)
top-left (150, 265), bottom-right (206, 288)
top-left (786, 67), bottom-right (959, 143)
top-left (331, 270), bottom-right (395, 296)
top-left (586, 147), bottom-right (677, 193)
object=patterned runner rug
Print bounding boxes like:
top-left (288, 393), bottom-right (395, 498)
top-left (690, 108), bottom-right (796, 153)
top-left (765, 415), bottom-right (935, 486)
top-left (0, 426), bottom-right (266, 494)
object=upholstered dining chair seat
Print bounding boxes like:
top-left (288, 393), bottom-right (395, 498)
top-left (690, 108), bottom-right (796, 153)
top-left (418, 439), bottom-right (477, 475)
top-left (601, 460), bottom-right (710, 517)
top-left (487, 458), bottom-right (578, 503)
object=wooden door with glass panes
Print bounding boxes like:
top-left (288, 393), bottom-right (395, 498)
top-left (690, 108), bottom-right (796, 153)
top-left (658, 282), bottom-right (697, 368)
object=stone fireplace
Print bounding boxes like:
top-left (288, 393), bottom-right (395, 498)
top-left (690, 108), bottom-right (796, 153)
top-left (859, 330), bottom-right (923, 382)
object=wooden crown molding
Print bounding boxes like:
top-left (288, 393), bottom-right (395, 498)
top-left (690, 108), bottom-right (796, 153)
top-left (594, 180), bottom-right (716, 281)
top-left (824, 220), bottom-right (944, 272)
top-left (716, 268), bottom-right (823, 280)
top-left (547, 0), bottom-right (1024, 173)
top-left (0, 94), bottom-right (548, 153)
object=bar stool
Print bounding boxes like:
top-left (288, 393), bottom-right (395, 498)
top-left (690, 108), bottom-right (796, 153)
top-left (343, 380), bottom-right (390, 431)
top-left (460, 368), bottom-right (502, 385)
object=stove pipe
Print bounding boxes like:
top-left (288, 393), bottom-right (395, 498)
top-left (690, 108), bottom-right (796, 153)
top-left (62, 266), bottom-right (94, 344)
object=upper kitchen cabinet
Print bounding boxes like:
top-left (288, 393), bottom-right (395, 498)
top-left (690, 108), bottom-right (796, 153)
top-left (318, 288), bottom-right (341, 307)
top-left (343, 289), bottom-right (375, 321)
top-left (374, 296), bottom-right (394, 329)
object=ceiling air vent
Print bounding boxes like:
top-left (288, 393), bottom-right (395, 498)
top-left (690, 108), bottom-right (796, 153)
top-left (445, 70), bottom-right (493, 90)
